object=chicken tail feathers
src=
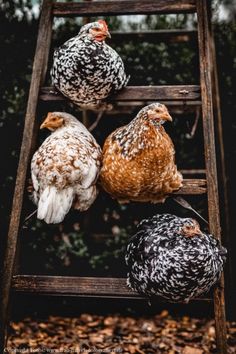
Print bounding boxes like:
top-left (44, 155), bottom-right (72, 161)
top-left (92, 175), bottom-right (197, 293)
top-left (37, 186), bottom-right (74, 224)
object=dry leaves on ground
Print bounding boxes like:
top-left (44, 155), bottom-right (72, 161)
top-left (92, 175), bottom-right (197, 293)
top-left (7, 311), bottom-right (236, 353)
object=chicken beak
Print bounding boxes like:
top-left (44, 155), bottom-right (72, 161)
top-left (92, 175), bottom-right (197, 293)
top-left (94, 30), bottom-right (111, 41)
top-left (40, 112), bottom-right (53, 129)
top-left (40, 122), bottom-right (46, 129)
top-left (162, 112), bottom-right (172, 122)
top-left (104, 30), bottom-right (111, 38)
top-left (40, 120), bottom-right (49, 129)
top-left (194, 226), bottom-right (202, 236)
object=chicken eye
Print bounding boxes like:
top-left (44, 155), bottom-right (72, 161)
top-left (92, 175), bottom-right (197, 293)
top-left (93, 28), bottom-right (100, 32)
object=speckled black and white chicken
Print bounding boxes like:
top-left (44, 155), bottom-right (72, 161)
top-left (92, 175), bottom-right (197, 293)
top-left (31, 112), bottom-right (102, 224)
top-left (51, 20), bottom-right (129, 109)
top-left (125, 214), bottom-right (226, 303)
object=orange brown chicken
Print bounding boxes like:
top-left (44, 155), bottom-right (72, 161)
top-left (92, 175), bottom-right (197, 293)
top-left (100, 103), bottom-right (183, 203)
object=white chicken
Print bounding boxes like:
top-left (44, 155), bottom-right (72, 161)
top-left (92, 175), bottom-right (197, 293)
top-left (31, 112), bottom-right (102, 224)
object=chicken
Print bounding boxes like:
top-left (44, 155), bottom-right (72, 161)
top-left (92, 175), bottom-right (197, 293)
top-left (100, 103), bottom-right (183, 203)
top-left (51, 20), bottom-right (129, 110)
top-left (31, 112), bottom-right (102, 224)
top-left (125, 214), bottom-right (227, 303)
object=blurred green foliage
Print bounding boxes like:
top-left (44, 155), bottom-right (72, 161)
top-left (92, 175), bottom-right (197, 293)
top-left (0, 1), bottom-right (235, 276)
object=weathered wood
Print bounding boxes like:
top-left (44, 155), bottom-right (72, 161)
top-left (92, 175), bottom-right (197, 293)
top-left (111, 29), bottom-right (197, 43)
top-left (213, 284), bottom-right (228, 352)
top-left (114, 101), bottom-right (201, 107)
top-left (174, 179), bottom-right (206, 194)
top-left (0, 0), bottom-right (53, 351)
top-left (208, 7), bottom-right (232, 336)
top-left (40, 85), bottom-right (201, 102)
top-left (86, 101), bottom-right (201, 116)
top-left (12, 276), bottom-right (141, 298)
top-left (53, 1), bottom-right (196, 17)
top-left (12, 275), bottom-right (212, 302)
top-left (180, 169), bottom-right (206, 175)
top-left (208, 3), bottom-right (231, 316)
top-left (88, 104), bottom-right (201, 116)
top-left (197, 5), bottom-right (220, 234)
top-left (197, 1), bottom-right (227, 353)
top-left (208, 9), bottom-right (230, 244)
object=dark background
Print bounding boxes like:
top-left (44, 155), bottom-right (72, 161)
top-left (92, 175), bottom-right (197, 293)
top-left (0, 0), bottom-right (235, 319)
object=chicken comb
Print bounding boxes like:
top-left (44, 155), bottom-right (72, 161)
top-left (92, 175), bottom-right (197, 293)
top-left (98, 19), bottom-right (108, 30)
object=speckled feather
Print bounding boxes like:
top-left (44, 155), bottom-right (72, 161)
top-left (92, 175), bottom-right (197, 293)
top-left (125, 214), bottom-right (227, 303)
top-left (31, 112), bottom-right (102, 224)
top-left (100, 103), bottom-right (183, 203)
top-left (51, 21), bottom-right (129, 109)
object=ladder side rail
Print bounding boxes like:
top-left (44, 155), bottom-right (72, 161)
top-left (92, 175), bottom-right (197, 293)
top-left (196, 1), bottom-right (227, 353)
top-left (0, 0), bottom-right (54, 351)
top-left (207, 3), bottom-right (232, 319)
top-left (207, 3), bottom-right (230, 246)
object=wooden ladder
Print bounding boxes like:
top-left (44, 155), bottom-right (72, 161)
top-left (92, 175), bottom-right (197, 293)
top-left (0, 1), bottom-right (228, 353)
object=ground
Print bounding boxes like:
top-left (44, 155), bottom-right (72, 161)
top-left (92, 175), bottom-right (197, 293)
top-left (7, 311), bottom-right (236, 353)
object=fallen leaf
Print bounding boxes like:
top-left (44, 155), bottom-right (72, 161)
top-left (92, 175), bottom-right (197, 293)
top-left (183, 346), bottom-right (204, 354)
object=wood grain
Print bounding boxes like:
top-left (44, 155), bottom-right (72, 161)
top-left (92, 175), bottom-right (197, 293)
top-left (208, 7), bottom-right (230, 241)
top-left (53, 1), bottom-right (196, 17)
top-left (174, 179), bottom-right (206, 194)
top-left (12, 275), bottom-right (211, 302)
top-left (197, 1), bottom-right (227, 353)
top-left (0, 0), bottom-right (53, 351)
top-left (180, 169), bottom-right (206, 175)
top-left (40, 85), bottom-right (201, 102)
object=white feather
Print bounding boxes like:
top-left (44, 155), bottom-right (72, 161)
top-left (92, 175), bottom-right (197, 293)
top-left (37, 186), bottom-right (74, 224)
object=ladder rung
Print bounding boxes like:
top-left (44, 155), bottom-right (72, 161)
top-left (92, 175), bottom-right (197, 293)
top-left (111, 29), bottom-right (197, 43)
top-left (40, 85), bottom-right (201, 102)
top-left (53, 1), bottom-right (196, 17)
top-left (175, 179), bottom-right (206, 194)
top-left (180, 169), bottom-right (206, 175)
top-left (12, 275), bottom-right (211, 302)
top-left (93, 105), bottom-right (200, 116)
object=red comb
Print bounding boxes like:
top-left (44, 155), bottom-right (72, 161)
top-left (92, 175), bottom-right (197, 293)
top-left (98, 19), bottom-right (108, 30)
